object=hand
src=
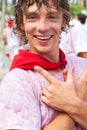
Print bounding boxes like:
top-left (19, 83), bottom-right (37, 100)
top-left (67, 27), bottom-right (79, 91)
top-left (34, 66), bottom-right (80, 112)
top-left (63, 67), bottom-right (87, 100)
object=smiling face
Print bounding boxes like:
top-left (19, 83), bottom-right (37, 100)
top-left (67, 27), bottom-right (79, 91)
top-left (23, 2), bottom-right (66, 62)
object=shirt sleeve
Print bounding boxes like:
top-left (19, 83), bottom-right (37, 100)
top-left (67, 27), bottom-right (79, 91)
top-left (0, 74), bottom-right (41, 130)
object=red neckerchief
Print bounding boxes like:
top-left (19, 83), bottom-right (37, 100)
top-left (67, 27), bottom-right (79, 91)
top-left (10, 49), bottom-right (67, 71)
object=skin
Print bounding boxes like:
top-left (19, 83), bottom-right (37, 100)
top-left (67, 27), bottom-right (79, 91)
top-left (23, 3), bottom-right (66, 62)
top-left (78, 52), bottom-right (87, 59)
top-left (43, 112), bottom-right (74, 130)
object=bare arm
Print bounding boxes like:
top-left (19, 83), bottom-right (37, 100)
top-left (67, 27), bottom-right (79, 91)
top-left (68, 67), bottom-right (87, 129)
top-left (77, 52), bottom-right (87, 59)
top-left (43, 113), bottom-right (74, 130)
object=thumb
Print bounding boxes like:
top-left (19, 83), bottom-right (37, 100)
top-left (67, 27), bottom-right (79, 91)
top-left (65, 67), bottom-right (74, 82)
top-left (79, 67), bottom-right (87, 82)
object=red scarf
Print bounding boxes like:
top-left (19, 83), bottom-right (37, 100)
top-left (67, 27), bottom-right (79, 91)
top-left (10, 49), bottom-right (67, 71)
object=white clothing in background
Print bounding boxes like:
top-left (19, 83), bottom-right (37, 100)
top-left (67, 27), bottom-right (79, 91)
top-left (3, 27), bottom-right (20, 47)
top-left (60, 19), bottom-right (87, 56)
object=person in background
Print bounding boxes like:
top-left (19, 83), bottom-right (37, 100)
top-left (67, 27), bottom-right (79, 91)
top-left (76, 13), bottom-right (86, 24)
top-left (3, 18), bottom-right (21, 59)
top-left (3, 18), bottom-right (20, 47)
top-left (0, 0), bottom-right (87, 129)
top-left (59, 17), bottom-right (87, 58)
top-left (76, 13), bottom-right (87, 32)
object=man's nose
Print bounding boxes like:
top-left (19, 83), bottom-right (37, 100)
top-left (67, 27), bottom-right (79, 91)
top-left (37, 18), bottom-right (50, 33)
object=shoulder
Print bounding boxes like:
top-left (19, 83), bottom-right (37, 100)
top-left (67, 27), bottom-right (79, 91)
top-left (1, 68), bottom-right (35, 84)
top-left (66, 55), bottom-right (87, 67)
top-left (0, 68), bottom-right (44, 94)
top-left (66, 55), bottom-right (87, 76)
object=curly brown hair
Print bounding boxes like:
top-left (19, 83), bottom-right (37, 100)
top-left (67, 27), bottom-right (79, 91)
top-left (14, 0), bottom-right (71, 44)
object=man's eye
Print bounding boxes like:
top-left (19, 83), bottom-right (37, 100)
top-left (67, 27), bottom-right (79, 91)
top-left (48, 15), bottom-right (57, 19)
top-left (26, 14), bottom-right (38, 21)
top-left (27, 15), bottom-right (36, 19)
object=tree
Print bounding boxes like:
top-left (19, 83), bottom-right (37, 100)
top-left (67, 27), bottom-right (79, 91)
top-left (83, 0), bottom-right (87, 8)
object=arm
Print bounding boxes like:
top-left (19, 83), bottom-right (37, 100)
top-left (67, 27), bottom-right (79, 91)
top-left (43, 113), bottom-right (74, 130)
top-left (68, 67), bottom-right (87, 129)
top-left (68, 100), bottom-right (87, 129)
top-left (77, 52), bottom-right (87, 58)
top-left (34, 66), bottom-right (87, 129)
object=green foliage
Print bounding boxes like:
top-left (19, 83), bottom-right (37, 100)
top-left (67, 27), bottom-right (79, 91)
top-left (0, 4), bottom-right (2, 11)
top-left (70, 4), bottom-right (84, 17)
top-left (0, 4), bottom-right (15, 15)
top-left (9, 5), bottom-right (15, 15)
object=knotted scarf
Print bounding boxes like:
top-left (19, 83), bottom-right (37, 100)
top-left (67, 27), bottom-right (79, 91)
top-left (10, 49), bottom-right (67, 70)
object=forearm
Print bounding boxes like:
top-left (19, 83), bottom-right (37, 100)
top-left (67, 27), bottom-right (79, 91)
top-left (77, 52), bottom-right (87, 58)
top-left (43, 112), bottom-right (74, 130)
top-left (67, 98), bottom-right (87, 130)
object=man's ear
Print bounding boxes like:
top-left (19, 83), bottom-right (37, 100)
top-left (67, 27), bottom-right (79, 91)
top-left (20, 24), bottom-right (24, 30)
top-left (61, 19), bottom-right (67, 31)
top-left (61, 26), bottom-right (65, 31)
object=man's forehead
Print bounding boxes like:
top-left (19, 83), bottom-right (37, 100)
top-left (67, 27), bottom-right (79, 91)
top-left (27, 3), bottom-right (60, 13)
top-left (27, 3), bottom-right (37, 12)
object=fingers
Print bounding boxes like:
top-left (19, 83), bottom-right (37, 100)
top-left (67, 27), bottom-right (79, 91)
top-left (62, 67), bottom-right (74, 82)
top-left (34, 66), bottom-right (57, 84)
top-left (67, 67), bottom-right (74, 80)
top-left (66, 67), bottom-right (74, 81)
top-left (62, 69), bottom-right (68, 81)
top-left (41, 95), bottom-right (49, 105)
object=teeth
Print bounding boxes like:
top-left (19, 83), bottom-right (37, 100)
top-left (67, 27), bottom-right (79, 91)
top-left (36, 36), bottom-right (51, 40)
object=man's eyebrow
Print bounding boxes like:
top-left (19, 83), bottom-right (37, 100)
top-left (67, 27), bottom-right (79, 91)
top-left (26, 8), bottom-right (39, 14)
top-left (26, 11), bottom-right (37, 14)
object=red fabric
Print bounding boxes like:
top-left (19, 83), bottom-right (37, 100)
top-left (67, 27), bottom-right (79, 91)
top-left (10, 49), bottom-right (67, 70)
top-left (8, 19), bottom-right (13, 28)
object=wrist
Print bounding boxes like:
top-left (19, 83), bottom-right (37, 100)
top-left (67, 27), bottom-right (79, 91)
top-left (67, 98), bottom-right (84, 116)
top-left (65, 97), bottom-right (82, 115)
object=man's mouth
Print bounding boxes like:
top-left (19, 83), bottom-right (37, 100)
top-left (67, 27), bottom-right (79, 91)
top-left (34, 35), bottom-right (53, 41)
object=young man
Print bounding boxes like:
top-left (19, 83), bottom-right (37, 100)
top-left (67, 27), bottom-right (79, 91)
top-left (0, 0), bottom-right (87, 129)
